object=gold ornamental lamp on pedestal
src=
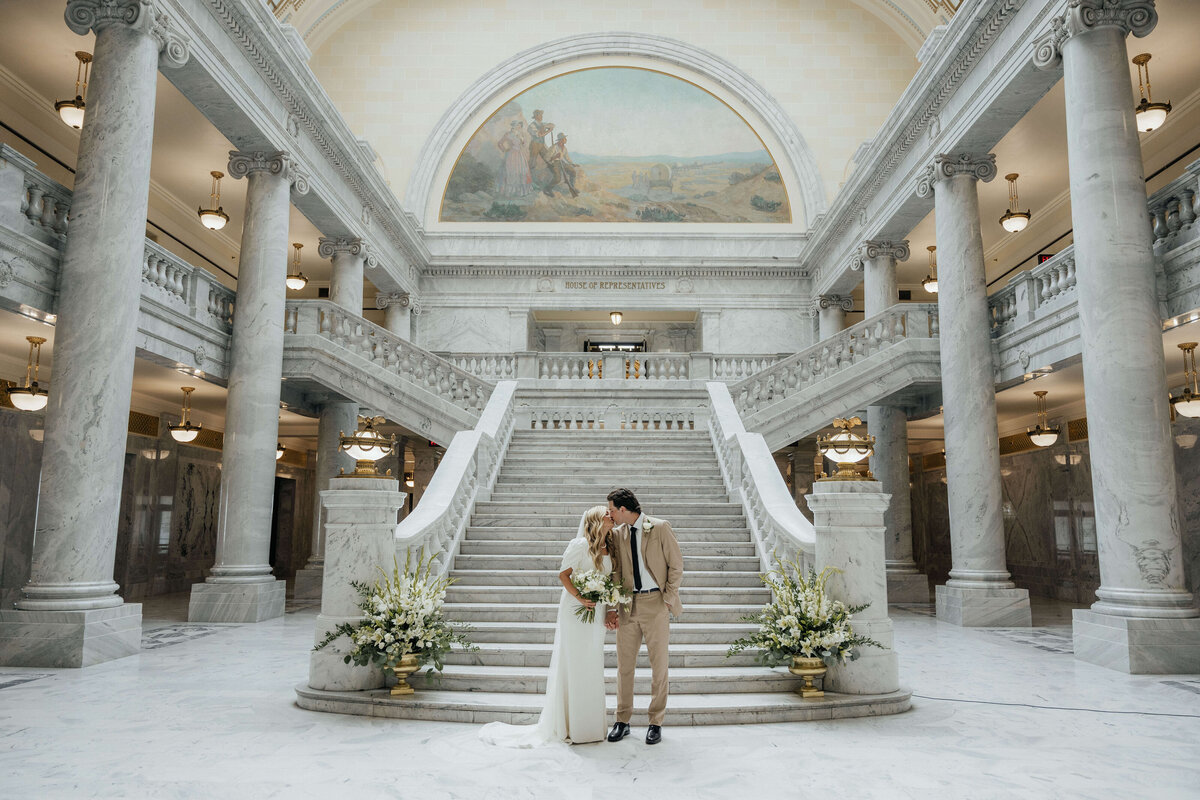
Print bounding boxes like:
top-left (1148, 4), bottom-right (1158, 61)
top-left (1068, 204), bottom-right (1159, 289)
top-left (816, 417), bottom-right (875, 481)
top-left (337, 415), bottom-right (396, 478)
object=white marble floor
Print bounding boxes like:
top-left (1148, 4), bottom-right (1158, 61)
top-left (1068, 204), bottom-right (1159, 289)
top-left (1, 595), bottom-right (1197, 800)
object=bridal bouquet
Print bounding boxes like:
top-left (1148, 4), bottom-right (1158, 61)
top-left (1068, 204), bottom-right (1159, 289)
top-left (570, 569), bottom-right (632, 624)
top-left (313, 551), bottom-right (476, 673)
top-left (727, 558), bottom-right (881, 667)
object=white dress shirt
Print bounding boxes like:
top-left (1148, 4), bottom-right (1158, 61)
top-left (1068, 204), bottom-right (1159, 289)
top-left (630, 513), bottom-right (660, 591)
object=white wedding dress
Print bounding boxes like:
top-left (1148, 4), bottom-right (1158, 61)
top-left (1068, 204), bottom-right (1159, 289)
top-left (479, 536), bottom-right (610, 747)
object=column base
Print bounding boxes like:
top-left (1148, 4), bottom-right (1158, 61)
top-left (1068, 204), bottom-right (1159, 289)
top-left (293, 568), bottom-right (324, 602)
top-left (1072, 609), bottom-right (1200, 674)
top-left (0, 604), bottom-right (141, 668)
top-left (309, 615), bottom-right (386, 691)
top-left (936, 584), bottom-right (1031, 627)
top-left (188, 580), bottom-right (285, 623)
top-left (886, 571), bottom-right (930, 603)
top-left (825, 618), bottom-right (899, 695)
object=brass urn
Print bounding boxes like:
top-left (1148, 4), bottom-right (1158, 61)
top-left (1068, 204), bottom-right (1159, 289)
top-left (390, 653), bottom-right (420, 696)
top-left (788, 656), bottom-right (827, 698)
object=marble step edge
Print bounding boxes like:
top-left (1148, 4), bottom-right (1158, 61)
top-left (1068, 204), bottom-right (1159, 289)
top-left (461, 529), bottom-right (751, 541)
top-left (443, 645), bottom-right (763, 668)
top-left (448, 571), bottom-right (763, 587)
top-left (443, 586), bottom-right (769, 599)
top-left (294, 686), bottom-right (914, 726)
top-left (403, 665), bottom-right (806, 694)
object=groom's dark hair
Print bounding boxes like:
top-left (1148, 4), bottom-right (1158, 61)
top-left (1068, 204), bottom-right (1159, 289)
top-left (607, 488), bottom-right (641, 515)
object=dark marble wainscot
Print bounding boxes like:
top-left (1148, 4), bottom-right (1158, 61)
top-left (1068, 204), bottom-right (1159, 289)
top-left (0, 408), bottom-right (44, 609)
top-left (1175, 416), bottom-right (1200, 607)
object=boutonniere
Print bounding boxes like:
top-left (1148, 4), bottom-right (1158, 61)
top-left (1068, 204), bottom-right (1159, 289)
top-left (642, 520), bottom-right (655, 535)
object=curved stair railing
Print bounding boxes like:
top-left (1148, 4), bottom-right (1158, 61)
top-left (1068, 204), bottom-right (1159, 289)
top-left (393, 381), bottom-right (518, 575)
top-left (708, 381), bottom-right (815, 574)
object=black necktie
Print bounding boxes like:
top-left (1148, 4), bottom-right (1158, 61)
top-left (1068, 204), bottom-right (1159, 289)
top-left (629, 526), bottom-right (643, 591)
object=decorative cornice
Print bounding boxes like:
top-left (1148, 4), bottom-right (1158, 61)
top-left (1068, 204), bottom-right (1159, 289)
top-left (375, 292), bottom-right (411, 311)
top-left (817, 294), bottom-right (855, 313)
top-left (318, 236), bottom-right (378, 268)
top-left (915, 153), bottom-right (997, 198)
top-left (850, 239), bottom-right (911, 271)
top-left (1033, 0), bottom-right (1158, 70)
top-left (227, 151), bottom-right (310, 195)
top-left (420, 265), bottom-right (809, 280)
top-left (66, 0), bottom-right (190, 68)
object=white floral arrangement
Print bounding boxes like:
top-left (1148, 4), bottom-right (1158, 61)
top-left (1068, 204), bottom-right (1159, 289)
top-left (570, 568), bottom-right (632, 624)
top-left (313, 551), bottom-right (476, 673)
top-left (727, 558), bottom-right (881, 667)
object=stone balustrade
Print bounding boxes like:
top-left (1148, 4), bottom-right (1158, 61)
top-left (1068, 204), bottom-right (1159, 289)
top-left (441, 351), bottom-right (782, 386)
top-left (708, 381), bottom-right (815, 573)
top-left (989, 248), bottom-right (1078, 332)
top-left (392, 381), bottom-right (517, 575)
top-left (1149, 158), bottom-right (1200, 251)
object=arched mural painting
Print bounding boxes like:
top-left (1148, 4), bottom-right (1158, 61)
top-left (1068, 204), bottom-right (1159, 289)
top-left (440, 67), bottom-right (791, 223)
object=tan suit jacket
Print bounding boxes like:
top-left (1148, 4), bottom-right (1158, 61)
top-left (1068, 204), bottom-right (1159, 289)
top-left (614, 515), bottom-right (684, 617)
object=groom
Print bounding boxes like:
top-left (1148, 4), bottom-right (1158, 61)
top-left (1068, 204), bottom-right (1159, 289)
top-left (604, 488), bottom-right (683, 745)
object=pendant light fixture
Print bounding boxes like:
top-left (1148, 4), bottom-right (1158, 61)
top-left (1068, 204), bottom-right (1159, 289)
top-left (168, 386), bottom-right (202, 443)
top-left (6, 336), bottom-right (49, 411)
top-left (922, 246), bottom-right (938, 294)
top-left (1027, 390), bottom-right (1060, 447)
top-left (1169, 342), bottom-right (1200, 419)
top-left (999, 173), bottom-right (1031, 233)
top-left (197, 171), bottom-right (229, 231)
top-left (337, 415), bottom-right (396, 478)
top-left (610, 311), bottom-right (623, 326)
top-left (53, 51), bottom-right (91, 129)
top-left (276, 443), bottom-right (286, 460)
top-left (1132, 53), bottom-right (1171, 133)
top-left (816, 417), bottom-right (875, 481)
top-left (286, 243), bottom-right (308, 291)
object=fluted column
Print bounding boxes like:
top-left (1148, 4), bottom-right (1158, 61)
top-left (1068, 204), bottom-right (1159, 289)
top-left (816, 294), bottom-right (853, 340)
top-left (1036, 0), bottom-right (1200, 672)
top-left (377, 292), bottom-right (411, 339)
top-left (188, 151), bottom-right (308, 623)
top-left (0, 0), bottom-right (189, 668)
top-left (319, 237), bottom-right (372, 313)
top-left (916, 153), bottom-right (1030, 627)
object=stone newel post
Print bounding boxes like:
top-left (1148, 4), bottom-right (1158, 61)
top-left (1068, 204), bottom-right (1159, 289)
top-left (806, 481), bottom-right (900, 695)
top-left (307, 477), bottom-right (407, 691)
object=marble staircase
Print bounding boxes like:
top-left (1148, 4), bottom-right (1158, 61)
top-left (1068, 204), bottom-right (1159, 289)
top-left (346, 428), bottom-right (909, 724)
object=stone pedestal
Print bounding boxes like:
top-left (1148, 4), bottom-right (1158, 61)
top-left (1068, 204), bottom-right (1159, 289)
top-left (0, 0), bottom-right (189, 667)
top-left (807, 481), bottom-right (900, 696)
top-left (308, 477), bottom-right (406, 692)
top-left (917, 153), bottom-right (1030, 628)
top-left (1072, 610), bottom-right (1200, 674)
top-left (189, 151), bottom-right (308, 624)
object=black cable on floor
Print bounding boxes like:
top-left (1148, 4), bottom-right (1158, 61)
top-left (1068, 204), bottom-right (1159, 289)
top-left (911, 693), bottom-right (1200, 719)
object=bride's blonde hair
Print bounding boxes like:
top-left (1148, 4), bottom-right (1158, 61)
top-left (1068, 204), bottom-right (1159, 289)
top-left (582, 505), bottom-right (611, 571)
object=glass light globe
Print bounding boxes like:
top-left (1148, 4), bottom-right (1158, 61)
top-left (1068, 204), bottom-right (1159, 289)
top-left (1135, 103), bottom-right (1170, 133)
top-left (610, 311), bottom-right (623, 325)
top-left (1174, 396), bottom-right (1200, 418)
top-left (198, 208), bottom-right (228, 231)
top-left (1028, 427), bottom-right (1059, 447)
top-left (276, 444), bottom-right (286, 460)
top-left (169, 424), bottom-right (200, 443)
top-left (343, 430), bottom-right (388, 461)
top-left (7, 384), bottom-right (48, 411)
top-left (1000, 210), bottom-right (1030, 233)
top-left (823, 430), bottom-right (870, 463)
top-left (286, 273), bottom-right (308, 291)
top-left (55, 98), bottom-right (85, 129)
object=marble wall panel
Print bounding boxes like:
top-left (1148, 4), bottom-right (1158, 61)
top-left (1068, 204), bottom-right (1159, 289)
top-left (717, 309), bottom-right (807, 354)
top-left (167, 450), bottom-right (222, 592)
top-left (1174, 417), bottom-right (1200, 606)
top-left (416, 306), bottom-right (515, 352)
top-left (113, 436), bottom-right (163, 600)
top-left (0, 409), bottom-right (43, 609)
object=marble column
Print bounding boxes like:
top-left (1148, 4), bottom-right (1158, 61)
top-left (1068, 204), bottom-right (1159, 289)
top-left (293, 401), bottom-right (356, 601)
top-left (817, 295), bottom-right (853, 340)
top-left (188, 151), bottom-right (308, 623)
top-left (411, 447), bottom-right (439, 508)
top-left (376, 292), bottom-right (411, 339)
top-left (857, 240), bottom-right (928, 602)
top-left (0, 0), bottom-right (189, 668)
top-left (916, 153), bottom-right (1030, 627)
top-left (1036, 0), bottom-right (1200, 672)
top-left (319, 237), bottom-right (373, 314)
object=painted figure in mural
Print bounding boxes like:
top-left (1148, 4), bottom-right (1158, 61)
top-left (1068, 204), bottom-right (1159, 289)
top-left (527, 109), bottom-right (555, 180)
top-left (496, 120), bottom-right (532, 197)
top-left (542, 133), bottom-right (580, 198)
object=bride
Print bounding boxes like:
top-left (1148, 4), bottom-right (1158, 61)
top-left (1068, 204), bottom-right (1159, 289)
top-left (479, 505), bottom-right (616, 747)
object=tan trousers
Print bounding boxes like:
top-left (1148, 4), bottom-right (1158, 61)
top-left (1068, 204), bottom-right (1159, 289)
top-left (616, 591), bottom-right (669, 726)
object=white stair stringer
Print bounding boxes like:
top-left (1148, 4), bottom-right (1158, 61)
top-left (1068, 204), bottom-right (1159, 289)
top-left (297, 427), bottom-right (911, 725)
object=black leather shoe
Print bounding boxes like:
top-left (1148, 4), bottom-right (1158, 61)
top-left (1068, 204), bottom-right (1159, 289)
top-left (645, 725), bottom-right (662, 745)
top-left (607, 722), bottom-right (631, 742)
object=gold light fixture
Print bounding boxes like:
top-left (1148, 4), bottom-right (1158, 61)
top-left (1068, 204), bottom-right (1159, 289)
top-left (404, 471), bottom-right (415, 488)
top-left (816, 417), bottom-right (875, 481)
top-left (53, 51), bottom-right (91, 129)
top-left (1169, 342), bottom-right (1200, 419)
top-left (610, 310), bottom-right (623, 326)
top-left (1132, 53), bottom-right (1171, 133)
top-left (1028, 390), bottom-right (1059, 447)
top-left (337, 415), bottom-right (396, 478)
top-left (197, 171), bottom-right (229, 231)
top-left (276, 443), bottom-right (286, 460)
top-left (6, 336), bottom-right (49, 411)
top-left (922, 246), bottom-right (938, 294)
top-left (999, 173), bottom-right (1031, 233)
top-left (168, 386), bottom-right (202, 443)
top-left (286, 243), bottom-right (308, 291)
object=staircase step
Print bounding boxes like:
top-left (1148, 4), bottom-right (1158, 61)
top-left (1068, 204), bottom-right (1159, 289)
top-left (470, 515), bottom-right (746, 529)
top-left (462, 621), bottom-right (759, 644)
top-left (443, 585), bottom-right (771, 605)
top-left (457, 540), bottom-right (756, 557)
top-left (406, 665), bottom-right (800, 695)
top-left (442, 642), bottom-right (762, 668)
top-left (492, 478), bottom-right (726, 489)
top-left (444, 603), bottom-right (758, 623)
top-left (452, 554), bottom-right (760, 572)
top-left (464, 527), bottom-right (750, 542)
top-left (473, 501), bottom-right (743, 516)
top-left (449, 569), bottom-right (764, 588)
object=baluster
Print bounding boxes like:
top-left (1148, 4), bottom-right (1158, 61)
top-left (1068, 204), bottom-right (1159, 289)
top-left (24, 185), bottom-right (44, 224)
top-left (1165, 198), bottom-right (1182, 235)
top-left (39, 195), bottom-right (57, 229)
top-left (1151, 207), bottom-right (1168, 243)
top-left (1180, 190), bottom-right (1196, 228)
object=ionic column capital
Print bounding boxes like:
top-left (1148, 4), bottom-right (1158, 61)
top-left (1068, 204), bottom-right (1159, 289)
top-left (226, 151), bottom-right (310, 195)
top-left (915, 153), bottom-right (997, 198)
top-left (375, 292), bottom-right (410, 311)
top-left (1034, 0), bottom-right (1158, 70)
top-left (850, 239), bottom-right (910, 271)
top-left (816, 294), bottom-right (854, 313)
top-left (65, 0), bottom-right (190, 68)
top-left (318, 236), bottom-right (378, 268)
